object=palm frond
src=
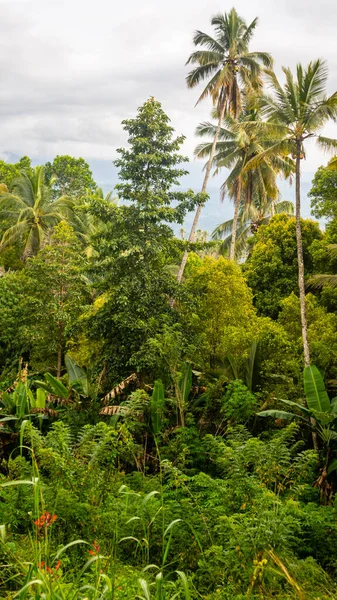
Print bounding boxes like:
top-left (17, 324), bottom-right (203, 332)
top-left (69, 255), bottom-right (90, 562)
top-left (307, 274), bottom-right (337, 290)
top-left (275, 200), bottom-right (294, 214)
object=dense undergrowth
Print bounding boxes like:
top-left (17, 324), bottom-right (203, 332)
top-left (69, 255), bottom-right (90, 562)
top-left (1, 375), bottom-right (337, 599)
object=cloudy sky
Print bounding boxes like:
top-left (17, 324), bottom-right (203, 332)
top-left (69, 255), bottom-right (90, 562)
top-left (1, 0), bottom-right (337, 230)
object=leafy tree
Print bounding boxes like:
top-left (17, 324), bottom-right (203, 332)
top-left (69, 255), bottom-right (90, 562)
top-left (177, 8), bottom-right (272, 281)
top-left (254, 59), bottom-right (337, 367)
top-left (0, 166), bottom-right (75, 259)
top-left (44, 155), bottom-right (97, 200)
top-left (85, 98), bottom-right (200, 382)
top-left (0, 156), bottom-right (32, 188)
top-left (245, 214), bottom-right (322, 318)
top-left (309, 160), bottom-right (337, 220)
top-left (181, 254), bottom-right (257, 371)
top-left (308, 224), bottom-right (337, 312)
top-left (0, 222), bottom-right (89, 378)
top-left (279, 292), bottom-right (337, 379)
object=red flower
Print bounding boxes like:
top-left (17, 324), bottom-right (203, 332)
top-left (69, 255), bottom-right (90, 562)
top-left (88, 540), bottom-right (101, 556)
top-left (38, 559), bottom-right (61, 575)
top-left (34, 512), bottom-right (57, 529)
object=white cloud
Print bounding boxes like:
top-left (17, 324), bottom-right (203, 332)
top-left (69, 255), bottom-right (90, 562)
top-left (0, 0), bottom-right (337, 176)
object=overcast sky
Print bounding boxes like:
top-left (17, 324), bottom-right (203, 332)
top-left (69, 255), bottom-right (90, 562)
top-left (1, 0), bottom-right (337, 228)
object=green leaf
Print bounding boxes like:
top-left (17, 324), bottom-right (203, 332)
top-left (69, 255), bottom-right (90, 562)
top-left (304, 365), bottom-right (330, 413)
top-left (331, 397), bottom-right (337, 414)
top-left (15, 383), bottom-right (28, 419)
top-left (257, 410), bottom-right (304, 421)
top-left (35, 388), bottom-right (46, 409)
top-left (0, 392), bottom-right (15, 411)
top-left (179, 362), bottom-right (192, 404)
top-left (55, 539), bottom-right (89, 559)
top-left (280, 399), bottom-right (311, 416)
top-left (176, 571), bottom-right (191, 600)
top-left (20, 420), bottom-right (29, 456)
top-left (150, 380), bottom-right (165, 435)
top-left (44, 373), bottom-right (68, 399)
top-left (65, 354), bottom-right (89, 395)
top-left (327, 458), bottom-right (337, 475)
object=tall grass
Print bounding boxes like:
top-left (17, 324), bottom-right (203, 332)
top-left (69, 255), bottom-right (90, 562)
top-left (0, 438), bottom-right (192, 599)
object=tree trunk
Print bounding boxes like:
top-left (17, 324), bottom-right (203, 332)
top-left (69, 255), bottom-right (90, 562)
top-left (295, 142), bottom-right (319, 451)
top-left (295, 142), bottom-right (310, 368)
top-left (229, 179), bottom-right (242, 261)
top-left (176, 102), bottom-right (226, 283)
top-left (57, 321), bottom-right (63, 379)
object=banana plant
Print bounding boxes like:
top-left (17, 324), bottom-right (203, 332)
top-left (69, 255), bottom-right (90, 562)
top-left (0, 381), bottom-right (52, 433)
top-left (258, 365), bottom-right (337, 474)
top-left (35, 354), bottom-right (92, 401)
top-left (174, 362), bottom-right (192, 428)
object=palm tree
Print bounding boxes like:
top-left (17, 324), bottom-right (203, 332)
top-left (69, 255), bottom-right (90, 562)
top-left (176, 8), bottom-right (272, 281)
top-left (0, 166), bottom-right (74, 259)
top-left (213, 197), bottom-right (294, 259)
top-left (251, 60), bottom-right (337, 367)
top-left (195, 109), bottom-right (292, 259)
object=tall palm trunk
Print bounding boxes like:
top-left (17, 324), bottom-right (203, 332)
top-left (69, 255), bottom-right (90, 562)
top-left (295, 142), bottom-right (310, 367)
top-left (176, 102), bottom-right (226, 283)
top-left (229, 178), bottom-right (242, 260)
top-left (295, 142), bottom-right (319, 451)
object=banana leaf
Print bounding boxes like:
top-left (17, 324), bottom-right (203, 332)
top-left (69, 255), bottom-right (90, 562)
top-left (65, 354), bottom-right (89, 396)
top-left (257, 409), bottom-right (307, 422)
top-left (150, 380), bottom-right (165, 435)
top-left (304, 365), bottom-right (330, 413)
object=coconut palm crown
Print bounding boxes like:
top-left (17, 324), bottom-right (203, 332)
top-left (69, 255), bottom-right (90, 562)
top-left (212, 197), bottom-right (294, 259)
top-left (186, 8), bottom-right (272, 115)
top-left (0, 165), bottom-right (75, 259)
top-left (195, 108), bottom-right (293, 259)
top-left (250, 59), bottom-right (337, 367)
top-left (176, 8), bottom-right (272, 282)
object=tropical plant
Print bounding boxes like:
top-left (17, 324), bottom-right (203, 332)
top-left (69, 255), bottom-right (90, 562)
top-left (258, 364), bottom-right (337, 498)
top-left (213, 197), bottom-right (294, 258)
top-left (0, 371), bottom-right (55, 437)
top-left (250, 60), bottom-right (337, 367)
top-left (0, 166), bottom-right (75, 259)
top-left (244, 214), bottom-right (322, 318)
top-left (177, 8), bottom-right (272, 280)
top-left (195, 108), bottom-right (293, 259)
top-left (36, 354), bottom-right (93, 402)
top-left (85, 98), bottom-right (200, 382)
top-left (258, 365), bottom-right (335, 440)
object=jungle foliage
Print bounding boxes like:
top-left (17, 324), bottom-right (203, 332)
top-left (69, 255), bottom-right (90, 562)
top-left (1, 7), bottom-right (337, 599)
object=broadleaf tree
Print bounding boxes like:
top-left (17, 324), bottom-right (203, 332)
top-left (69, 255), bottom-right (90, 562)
top-left (85, 98), bottom-right (201, 383)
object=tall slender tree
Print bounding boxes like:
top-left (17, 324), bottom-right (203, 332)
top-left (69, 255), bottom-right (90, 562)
top-left (250, 60), bottom-right (337, 367)
top-left (194, 109), bottom-right (292, 259)
top-left (177, 8), bottom-right (272, 281)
